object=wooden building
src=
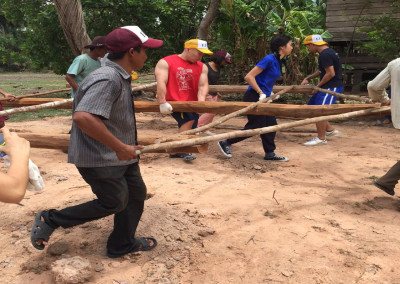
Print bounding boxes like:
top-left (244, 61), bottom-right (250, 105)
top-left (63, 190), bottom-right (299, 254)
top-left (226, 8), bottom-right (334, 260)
top-left (325, 0), bottom-right (400, 93)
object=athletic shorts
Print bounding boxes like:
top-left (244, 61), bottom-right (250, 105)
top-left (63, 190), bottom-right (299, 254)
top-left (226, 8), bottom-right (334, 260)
top-left (307, 86), bottom-right (344, 105)
top-left (171, 112), bottom-right (199, 128)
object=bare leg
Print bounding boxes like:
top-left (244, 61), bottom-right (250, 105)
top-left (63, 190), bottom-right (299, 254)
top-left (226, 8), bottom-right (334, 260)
top-left (316, 121), bottom-right (326, 140)
top-left (326, 121), bottom-right (335, 132)
top-left (179, 120), bottom-right (194, 132)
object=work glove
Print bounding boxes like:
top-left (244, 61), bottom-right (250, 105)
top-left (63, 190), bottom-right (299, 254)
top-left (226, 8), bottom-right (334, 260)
top-left (159, 102), bottom-right (173, 114)
top-left (258, 93), bottom-right (267, 101)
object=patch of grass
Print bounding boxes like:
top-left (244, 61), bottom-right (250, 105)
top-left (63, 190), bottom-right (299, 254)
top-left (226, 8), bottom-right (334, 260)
top-left (263, 210), bottom-right (277, 218)
top-left (0, 72), bottom-right (66, 95)
top-left (367, 175), bottom-right (379, 181)
top-left (7, 109), bottom-right (72, 122)
top-left (0, 72), bottom-right (72, 121)
top-left (363, 199), bottom-right (383, 210)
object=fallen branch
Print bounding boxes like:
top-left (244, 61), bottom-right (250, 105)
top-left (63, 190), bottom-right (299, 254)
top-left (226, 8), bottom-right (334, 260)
top-left (156, 86), bottom-right (294, 143)
top-left (0, 88), bottom-right (70, 101)
top-left (131, 82), bottom-right (157, 92)
top-left (136, 106), bottom-right (390, 154)
top-left (0, 99), bottom-right (72, 116)
top-left (313, 86), bottom-right (372, 103)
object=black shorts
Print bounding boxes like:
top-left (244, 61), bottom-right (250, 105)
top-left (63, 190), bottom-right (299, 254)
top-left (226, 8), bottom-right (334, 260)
top-left (171, 112), bottom-right (199, 128)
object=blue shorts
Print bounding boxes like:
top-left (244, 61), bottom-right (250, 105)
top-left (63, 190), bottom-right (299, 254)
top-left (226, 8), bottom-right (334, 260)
top-left (171, 112), bottom-right (199, 128)
top-left (307, 87), bottom-right (343, 105)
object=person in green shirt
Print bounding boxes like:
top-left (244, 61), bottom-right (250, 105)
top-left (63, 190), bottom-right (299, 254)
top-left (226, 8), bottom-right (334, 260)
top-left (65, 36), bottom-right (107, 98)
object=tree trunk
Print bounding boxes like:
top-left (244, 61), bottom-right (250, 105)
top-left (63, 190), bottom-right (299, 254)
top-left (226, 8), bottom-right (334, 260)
top-left (197, 0), bottom-right (221, 40)
top-left (53, 0), bottom-right (91, 56)
top-left (1, 99), bottom-right (385, 118)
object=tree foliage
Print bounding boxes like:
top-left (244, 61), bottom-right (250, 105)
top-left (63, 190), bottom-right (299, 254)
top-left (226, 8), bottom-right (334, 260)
top-left (0, 0), bottom-right (327, 80)
top-left (358, 12), bottom-right (400, 61)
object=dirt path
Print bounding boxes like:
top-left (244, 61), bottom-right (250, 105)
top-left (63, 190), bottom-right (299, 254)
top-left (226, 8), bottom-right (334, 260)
top-left (0, 113), bottom-right (399, 284)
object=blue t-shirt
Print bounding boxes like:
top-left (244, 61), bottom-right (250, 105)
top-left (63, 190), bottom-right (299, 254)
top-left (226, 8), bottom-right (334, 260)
top-left (318, 48), bottom-right (343, 88)
top-left (247, 54), bottom-right (281, 96)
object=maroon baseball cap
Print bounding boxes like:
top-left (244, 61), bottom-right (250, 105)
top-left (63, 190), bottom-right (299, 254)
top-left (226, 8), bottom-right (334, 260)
top-left (215, 50), bottom-right (232, 64)
top-left (105, 26), bottom-right (163, 53)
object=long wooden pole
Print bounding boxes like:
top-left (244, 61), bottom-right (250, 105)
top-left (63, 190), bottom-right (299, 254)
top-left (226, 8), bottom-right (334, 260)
top-left (0, 99), bottom-right (72, 116)
top-left (0, 88), bottom-right (70, 101)
top-left (156, 86), bottom-right (294, 143)
top-left (313, 86), bottom-right (372, 103)
top-left (2, 99), bottom-right (383, 117)
top-left (131, 82), bottom-right (157, 92)
top-left (136, 106), bottom-right (390, 154)
top-left (16, 132), bottom-right (208, 153)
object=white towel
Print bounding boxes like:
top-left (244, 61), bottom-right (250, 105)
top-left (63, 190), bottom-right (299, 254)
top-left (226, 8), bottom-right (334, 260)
top-left (3, 156), bottom-right (45, 192)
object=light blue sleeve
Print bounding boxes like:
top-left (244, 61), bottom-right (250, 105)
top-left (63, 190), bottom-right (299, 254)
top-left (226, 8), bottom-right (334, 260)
top-left (66, 55), bottom-right (86, 76)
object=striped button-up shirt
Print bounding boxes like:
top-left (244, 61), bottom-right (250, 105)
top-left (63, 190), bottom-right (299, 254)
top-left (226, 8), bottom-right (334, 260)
top-left (68, 60), bottom-right (138, 167)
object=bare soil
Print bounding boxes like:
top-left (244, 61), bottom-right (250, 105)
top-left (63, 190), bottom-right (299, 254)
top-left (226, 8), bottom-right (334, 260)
top-left (0, 113), bottom-right (399, 284)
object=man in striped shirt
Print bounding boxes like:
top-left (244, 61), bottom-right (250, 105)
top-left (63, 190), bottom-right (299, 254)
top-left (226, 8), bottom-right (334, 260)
top-left (30, 26), bottom-right (163, 258)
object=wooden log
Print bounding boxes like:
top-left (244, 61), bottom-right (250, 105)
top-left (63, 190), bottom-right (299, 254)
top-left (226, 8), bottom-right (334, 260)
top-left (131, 83), bottom-right (315, 94)
top-left (0, 99), bottom-right (72, 117)
top-left (137, 106), bottom-right (391, 154)
top-left (3, 98), bottom-right (71, 108)
top-left (0, 88), bottom-right (70, 101)
top-left (133, 101), bottom-right (387, 118)
top-left (2, 99), bottom-right (388, 118)
top-left (16, 132), bottom-right (208, 154)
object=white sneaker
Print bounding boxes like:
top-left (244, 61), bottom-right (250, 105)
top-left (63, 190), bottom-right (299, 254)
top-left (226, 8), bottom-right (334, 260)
top-left (303, 137), bottom-right (327, 146)
top-left (326, 130), bottom-right (339, 137)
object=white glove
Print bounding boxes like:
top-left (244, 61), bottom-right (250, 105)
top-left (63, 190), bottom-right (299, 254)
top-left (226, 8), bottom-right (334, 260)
top-left (159, 102), bottom-right (173, 114)
top-left (258, 93), bottom-right (267, 101)
top-left (3, 156), bottom-right (45, 192)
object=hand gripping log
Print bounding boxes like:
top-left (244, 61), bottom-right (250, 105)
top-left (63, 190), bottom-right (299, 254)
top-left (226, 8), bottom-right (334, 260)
top-left (155, 86), bottom-right (295, 143)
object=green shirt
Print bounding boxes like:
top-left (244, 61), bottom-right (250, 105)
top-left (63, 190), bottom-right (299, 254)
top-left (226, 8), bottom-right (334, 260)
top-left (66, 53), bottom-right (101, 98)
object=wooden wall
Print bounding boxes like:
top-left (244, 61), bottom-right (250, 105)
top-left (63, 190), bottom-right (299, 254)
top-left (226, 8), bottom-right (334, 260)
top-left (326, 0), bottom-right (400, 42)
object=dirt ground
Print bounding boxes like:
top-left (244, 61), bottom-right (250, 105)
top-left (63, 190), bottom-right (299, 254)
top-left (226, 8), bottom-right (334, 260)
top-left (0, 112), bottom-right (399, 284)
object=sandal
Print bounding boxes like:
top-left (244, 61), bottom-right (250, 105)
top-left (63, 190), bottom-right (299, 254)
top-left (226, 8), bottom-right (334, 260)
top-left (107, 237), bottom-right (157, 258)
top-left (30, 210), bottom-right (55, 250)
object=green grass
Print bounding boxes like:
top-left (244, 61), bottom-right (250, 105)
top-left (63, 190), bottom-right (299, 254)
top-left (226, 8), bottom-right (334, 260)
top-left (0, 72), bottom-right (71, 121)
top-left (0, 72), bottom-right (67, 95)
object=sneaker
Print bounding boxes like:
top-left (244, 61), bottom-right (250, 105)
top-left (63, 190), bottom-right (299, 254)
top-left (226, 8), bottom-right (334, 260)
top-left (264, 153), bottom-right (289, 162)
top-left (373, 181), bottom-right (395, 196)
top-left (169, 153), bottom-right (196, 161)
top-left (217, 140), bottom-right (232, 158)
top-left (326, 130), bottom-right (339, 137)
top-left (303, 137), bottom-right (327, 146)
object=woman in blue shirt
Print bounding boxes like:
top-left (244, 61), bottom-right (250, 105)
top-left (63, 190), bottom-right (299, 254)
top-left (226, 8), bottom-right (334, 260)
top-left (218, 34), bottom-right (293, 161)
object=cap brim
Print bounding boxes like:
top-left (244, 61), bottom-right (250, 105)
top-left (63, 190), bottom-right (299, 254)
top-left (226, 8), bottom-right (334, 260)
top-left (313, 41), bottom-right (327, 45)
top-left (142, 38), bottom-right (164, 49)
top-left (198, 48), bottom-right (213, 55)
top-left (225, 58), bottom-right (232, 64)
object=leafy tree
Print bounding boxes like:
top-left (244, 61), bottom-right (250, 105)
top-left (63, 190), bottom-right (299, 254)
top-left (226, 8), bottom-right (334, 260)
top-left (359, 13), bottom-right (400, 61)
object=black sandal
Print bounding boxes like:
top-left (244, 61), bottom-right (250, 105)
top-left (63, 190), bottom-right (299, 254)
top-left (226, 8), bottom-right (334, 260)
top-left (30, 210), bottom-right (55, 250)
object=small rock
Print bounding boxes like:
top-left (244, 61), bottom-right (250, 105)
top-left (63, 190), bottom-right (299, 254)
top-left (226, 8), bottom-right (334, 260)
top-left (47, 240), bottom-right (70, 256)
top-left (197, 230), bottom-right (215, 237)
top-left (93, 263), bottom-right (104, 272)
top-left (253, 165), bottom-right (262, 170)
top-left (51, 256), bottom-right (93, 284)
